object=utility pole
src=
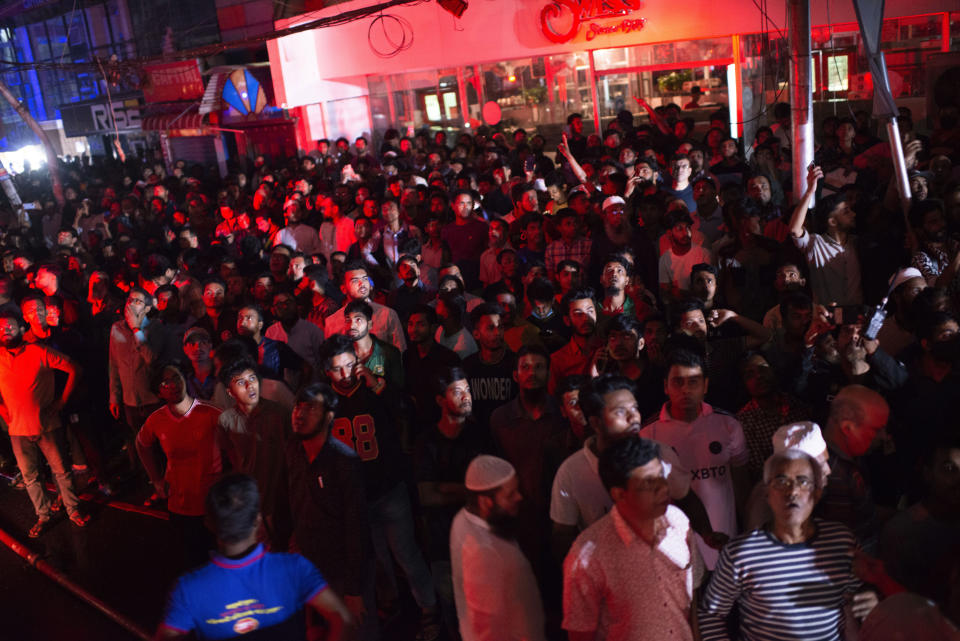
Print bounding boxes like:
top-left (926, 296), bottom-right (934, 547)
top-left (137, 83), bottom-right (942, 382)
top-left (787, 0), bottom-right (815, 201)
top-left (0, 76), bottom-right (64, 209)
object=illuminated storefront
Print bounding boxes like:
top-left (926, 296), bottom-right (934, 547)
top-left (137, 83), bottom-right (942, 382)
top-left (268, 0), bottom-right (960, 153)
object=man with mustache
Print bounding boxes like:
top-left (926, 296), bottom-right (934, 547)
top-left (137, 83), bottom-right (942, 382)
top-left (324, 261), bottom-right (406, 353)
top-left (450, 455), bottom-right (546, 641)
top-left (563, 437), bottom-right (704, 641)
top-left (700, 449), bottom-right (878, 641)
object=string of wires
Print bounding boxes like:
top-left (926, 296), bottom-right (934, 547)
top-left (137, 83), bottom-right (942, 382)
top-left (367, 12), bottom-right (415, 58)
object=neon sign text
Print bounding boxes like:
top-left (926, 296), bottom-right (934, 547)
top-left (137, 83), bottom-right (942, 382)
top-left (540, 0), bottom-right (643, 44)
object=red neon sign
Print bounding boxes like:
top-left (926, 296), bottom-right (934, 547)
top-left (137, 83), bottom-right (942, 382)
top-left (540, 0), bottom-right (644, 43)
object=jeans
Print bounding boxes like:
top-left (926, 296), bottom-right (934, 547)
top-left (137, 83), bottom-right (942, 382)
top-left (11, 430), bottom-right (80, 519)
top-left (368, 482), bottom-right (437, 611)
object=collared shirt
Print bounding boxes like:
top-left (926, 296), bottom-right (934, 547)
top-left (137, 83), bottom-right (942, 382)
top-left (793, 229), bottom-right (863, 305)
top-left (450, 508), bottom-right (546, 641)
top-left (640, 403), bottom-right (749, 568)
top-left (108, 319), bottom-right (163, 407)
top-left (325, 300), bottom-right (407, 352)
top-left (319, 215), bottom-right (357, 259)
top-left (551, 436), bottom-right (690, 531)
top-left (545, 237), bottom-right (592, 275)
top-left (563, 505), bottom-right (702, 641)
top-left (274, 222), bottom-right (321, 255)
top-left (0, 341), bottom-right (73, 436)
top-left (435, 326), bottom-right (478, 360)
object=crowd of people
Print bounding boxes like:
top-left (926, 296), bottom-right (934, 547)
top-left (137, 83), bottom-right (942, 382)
top-left (0, 98), bottom-right (959, 641)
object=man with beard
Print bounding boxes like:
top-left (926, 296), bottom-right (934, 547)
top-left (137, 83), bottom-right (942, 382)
top-left (699, 449), bottom-right (878, 641)
top-left (588, 196), bottom-right (658, 291)
top-left (137, 362), bottom-right (222, 568)
top-left (875, 267), bottom-right (926, 358)
top-left (762, 261), bottom-right (808, 330)
top-left (324, 261), bottom-right (407, 353)
top-left (343, 299), bottom-right (402, 394)
top-left (284, 382), bottom-right (377, 640)
top-left (387, 254), bottom-right (431, 324)
top-left (463, 303), bottom-right (516, 430)
top-left (562, 437), bottom-right (704, 641)
top-left (597, 254), bottom-right (636, 334)
top-left (441, 190), bottom-right (488, 289)
top-left (236, 304), bottom-right (310, 388)
top-left (549, 288), bottom-right (601, 393)
top-left (659, 209), bottom-right (713, 305)
top-left (788, 165), bottom-right (863, 305)
top-left (910, 200), bottom-right (957, 288)
top-left (322, 336), bottom-right (440, 640)
top-left (490, 345), bottom-right (565, 561)
top-left (450, 455), bottom-right (546, 641)
top-left (218, 358), bottom-right (291, 548)
top-left (274, 199), bottom-right (322, 256)
top-left (589, 314), bottom-right (665, 417)
top-left (0, 309), bottom-right (88, 537)
top-left (416, 367), bottom-right (494, 640)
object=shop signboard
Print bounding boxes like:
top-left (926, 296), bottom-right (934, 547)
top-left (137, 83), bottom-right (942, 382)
top-left (60, 96), bottom-right (143, 138)
top-left (540, 0), bottom-right (646, 43)
top-left (142, 61), bottom-right (205, 104)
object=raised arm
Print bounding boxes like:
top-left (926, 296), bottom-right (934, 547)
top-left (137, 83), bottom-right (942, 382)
top-left (557, 134), bottom-right (589, 185)
top-left (634, 96), bottom-right (672, 136)
top-left (788, 164), bottom-right (823, 239)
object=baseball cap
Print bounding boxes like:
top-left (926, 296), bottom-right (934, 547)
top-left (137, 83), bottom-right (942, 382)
top-left (183, 326), bottom-right (212, 345)
top-left (602, 195), bottom-right (626, 211)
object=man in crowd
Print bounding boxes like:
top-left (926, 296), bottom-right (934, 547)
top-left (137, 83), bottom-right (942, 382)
top-left (157, 473), bottom-right (352, 641)
top-left (699, 449), bottom-right (879, 640)
top-left (563, 437), bottom-right (703, 641)
top-left (324, 261), bottom-right (407, 352)
top-left (463, 303), bottom-right (516, 429)
top-left (450, 455), bottom-right (546, 641)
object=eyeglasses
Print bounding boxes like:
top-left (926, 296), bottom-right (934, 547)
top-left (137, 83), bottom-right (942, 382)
top-left (634, 476), bottom-right (668, 492)
top-left (769, 476), bottom-right (815, 492)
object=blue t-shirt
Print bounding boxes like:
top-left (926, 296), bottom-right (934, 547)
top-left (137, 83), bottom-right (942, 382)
top-left (162, 544), bottom-right (328, 640)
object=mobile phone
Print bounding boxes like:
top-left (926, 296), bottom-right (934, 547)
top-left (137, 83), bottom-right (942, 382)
top-left (23, 203), bottom-right (37, 210)
top-left (524, 155), bottom-right (535, 173)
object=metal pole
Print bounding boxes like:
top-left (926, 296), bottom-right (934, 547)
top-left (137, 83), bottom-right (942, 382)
top-left (0, 158), bottom-right (25, 228)
top-left (788, 0), bottom-right (815, 201)
top-left (0, 526), bottom-right (151, 640)
top-left (886, 118), bottom-right (913, 219)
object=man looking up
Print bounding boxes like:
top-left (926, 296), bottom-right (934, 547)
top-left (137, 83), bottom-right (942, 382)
top-left (664, 153), bottom-right (697, 214)
top-left (194, 277), bottom-right (236, 346)
top-left (403, 305), bottom-right (460, 429)
top-left (562, 437), bottom-right (704, 641)
top-left (659, 209), bottom-right (713, 304)
top-left (324, 261), bottom-right (407, 352)
top-left (699, 449), bottom-right (878, 640)
top-left (788, 164), bottom-right (863, 306)
top-left (344, 299), bottom-right (402, 394)
top-left (236, 304), bottom-right (311, 387)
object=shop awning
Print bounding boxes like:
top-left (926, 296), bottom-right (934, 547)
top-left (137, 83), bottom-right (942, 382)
top-left (141, 104), bottom-right (206, 131)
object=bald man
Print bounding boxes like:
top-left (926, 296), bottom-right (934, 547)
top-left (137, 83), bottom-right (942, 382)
top-left (819, 385), bottom-right (890, 550)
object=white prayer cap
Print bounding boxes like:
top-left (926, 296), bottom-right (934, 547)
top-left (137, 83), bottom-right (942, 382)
top-left (772, 422), bottom-right (827, 458)
top-left (602, 195), bottom-right (626, 210)
top-left (464, 455), bottom-right (516, 492)
top-left (888, 267), bottom-right (924, 291)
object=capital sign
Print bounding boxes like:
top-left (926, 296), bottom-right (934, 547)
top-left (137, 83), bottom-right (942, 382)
top-left (540, 0), bottom-right (646, 43)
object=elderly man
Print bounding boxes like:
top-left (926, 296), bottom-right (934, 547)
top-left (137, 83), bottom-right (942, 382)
top-left (450, 455), bottom-right (546, 641)
top-left (563, 437), bottom-right (704, 641)
top-left (699, 449), bottom-right (878, 641)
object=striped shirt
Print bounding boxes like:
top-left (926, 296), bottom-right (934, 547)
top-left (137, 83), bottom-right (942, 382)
top-left (699, 519), bottom-right (860, 641)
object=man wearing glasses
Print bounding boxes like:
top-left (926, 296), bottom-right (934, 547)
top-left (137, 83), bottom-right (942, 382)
top-left (699, 448), bottom-right (879, 641)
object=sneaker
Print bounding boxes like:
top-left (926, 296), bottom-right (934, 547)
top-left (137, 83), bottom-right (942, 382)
top-left (68, 512), bottom-right (90, 528)
top-left (28, 518), bottom-right (50, 538)
top-left (415, 608), bottom-right (441, 641)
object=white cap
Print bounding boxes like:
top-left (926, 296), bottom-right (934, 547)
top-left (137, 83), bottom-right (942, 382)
top-left (464, 455), bottom-right (516, 492)
top-left (602, 195), bottom-right (626, 210)
top-left (772, 422), bottom-right (827, 458)
top-left (889, 267), bottom-right (924, 291)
